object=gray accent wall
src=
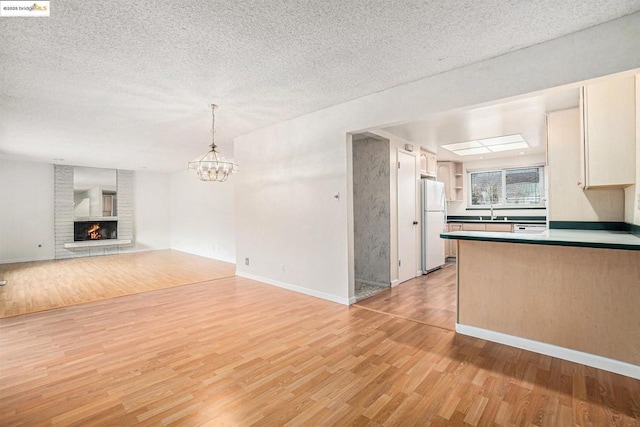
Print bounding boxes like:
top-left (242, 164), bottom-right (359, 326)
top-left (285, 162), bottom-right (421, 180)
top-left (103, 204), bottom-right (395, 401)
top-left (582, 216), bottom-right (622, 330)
top-left (352, 137), bottom-right (391, 286)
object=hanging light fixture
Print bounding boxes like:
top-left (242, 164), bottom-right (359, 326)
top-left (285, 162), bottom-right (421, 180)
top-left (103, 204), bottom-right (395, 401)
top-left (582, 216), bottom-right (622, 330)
top-left (188, 104), bottom-right (238, 182)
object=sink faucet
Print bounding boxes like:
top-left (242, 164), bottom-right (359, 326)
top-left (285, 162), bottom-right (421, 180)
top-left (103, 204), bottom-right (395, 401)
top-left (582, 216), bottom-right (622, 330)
top-left (490, 202), bottom-right (495, 220)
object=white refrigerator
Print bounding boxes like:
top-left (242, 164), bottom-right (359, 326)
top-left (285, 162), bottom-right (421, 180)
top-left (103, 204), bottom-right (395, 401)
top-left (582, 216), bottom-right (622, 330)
top-left (421, 180), bottom-right (446, 273)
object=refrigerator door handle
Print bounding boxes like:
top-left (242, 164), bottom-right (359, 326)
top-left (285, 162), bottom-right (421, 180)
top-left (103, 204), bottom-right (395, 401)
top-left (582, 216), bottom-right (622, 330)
top-left (442, 191), bottom-right (448, 232)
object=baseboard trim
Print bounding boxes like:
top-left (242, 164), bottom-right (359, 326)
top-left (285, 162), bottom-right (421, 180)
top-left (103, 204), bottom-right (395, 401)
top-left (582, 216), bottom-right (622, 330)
top-left (168, 247), bottom-right (236, 264)
top-left (0, 255), bottom-right (54, 265)
top-left (236, 271), bottom-right (350, 306)
top-left (456, 324), bottom-right (640, 380)
top-left (391, 279), bottom-right (400, 288)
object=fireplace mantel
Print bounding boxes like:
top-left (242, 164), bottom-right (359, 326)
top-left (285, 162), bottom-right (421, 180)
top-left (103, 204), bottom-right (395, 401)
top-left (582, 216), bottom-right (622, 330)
top-left (63, 239), bottom-right (132, 249)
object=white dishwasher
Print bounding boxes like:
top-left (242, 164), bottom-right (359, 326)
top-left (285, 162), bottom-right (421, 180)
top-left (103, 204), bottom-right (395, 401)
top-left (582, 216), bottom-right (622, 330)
top-left (513, 224), bottom-right (547, 234)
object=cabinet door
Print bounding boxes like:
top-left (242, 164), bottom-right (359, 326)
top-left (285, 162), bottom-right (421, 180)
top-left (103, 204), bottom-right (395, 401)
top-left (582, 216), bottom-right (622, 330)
top-left (462, 223), bottom-right (486, 231)
top-left (485, 223), bottom-right (513, 232)
top-left (419, 152), bottom-right (428, 175)
top-left (426, 152), bottom-right (438, 176)
top-left (581, 75), bottom-right (635, 188)
top-left (447, 223), bottom-right (462, 258)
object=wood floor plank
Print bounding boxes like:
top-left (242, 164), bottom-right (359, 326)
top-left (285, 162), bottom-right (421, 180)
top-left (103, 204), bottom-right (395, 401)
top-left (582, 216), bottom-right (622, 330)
top-left (354, 262), bottom-right (457, 330)
top-left (0, 250), bottom-right (236, 318)
top-left (1, 253), bottom-right (639, 425)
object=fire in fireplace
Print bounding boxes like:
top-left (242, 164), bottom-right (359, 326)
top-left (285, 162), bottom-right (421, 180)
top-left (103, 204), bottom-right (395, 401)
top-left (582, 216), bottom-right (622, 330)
top-left (74, 221), bottom-right (117, 241)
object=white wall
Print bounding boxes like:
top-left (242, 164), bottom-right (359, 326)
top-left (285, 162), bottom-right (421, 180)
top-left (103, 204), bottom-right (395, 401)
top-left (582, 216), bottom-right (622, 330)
top-left (234, 12), bottom-right (640, 304)
top-left (169, 169), bottom-right (236, 263)
top-left (624, 74), bottom-right (640, 226)
top-left (547, 108), bottom-right (625, 222)
top-left (0, 161), bottom-right (174, 264)
top-left (446, 154), bottom-right (548, 217)
top-left (133, 171), bottom-right (171, 251)
top-left (0, 159), bottom-right (55, 263)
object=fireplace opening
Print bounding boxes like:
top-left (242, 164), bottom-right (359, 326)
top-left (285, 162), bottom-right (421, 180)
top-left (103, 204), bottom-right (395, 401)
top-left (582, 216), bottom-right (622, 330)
top-left (74, 221), bottom-right (117, 241)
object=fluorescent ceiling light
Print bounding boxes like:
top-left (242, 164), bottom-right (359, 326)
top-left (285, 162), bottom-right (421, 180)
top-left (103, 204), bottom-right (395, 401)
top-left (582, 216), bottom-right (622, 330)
top-left (487, 141), bottom-right (529, 152)
top-left (453, 147), bottom-right (491, 156)
top-left (441, 134), bottom-right (529, 156)
top-left (440, 141), bottom-right (482, 151)
top-left (479, 134), bottom-right (524, 146)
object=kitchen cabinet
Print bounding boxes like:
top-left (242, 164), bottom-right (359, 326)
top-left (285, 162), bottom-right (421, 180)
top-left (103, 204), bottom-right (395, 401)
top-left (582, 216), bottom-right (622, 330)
top-left (461, 223), bottom-right (513, 232)
top-left (462, 223), bottom-right (486, 231)
top-left (445, 223), bottom-right (462, 258)
top-left (437, 161), bottom-right (463, 202)
top-left (485, 223), bottom-right (513, 232)
top-left (446, 222), bottom-right (513, 258)
top-left (579, 75), bottom-right (636, 189)
top-left (419, 150), bottom-right (437, 178)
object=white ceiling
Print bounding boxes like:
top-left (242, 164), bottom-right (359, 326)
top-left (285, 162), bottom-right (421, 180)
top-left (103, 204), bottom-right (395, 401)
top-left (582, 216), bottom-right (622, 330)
top-left (1, 1), bottom-right (639, 172)
top-left (382, 86), bottom-right (581, 161)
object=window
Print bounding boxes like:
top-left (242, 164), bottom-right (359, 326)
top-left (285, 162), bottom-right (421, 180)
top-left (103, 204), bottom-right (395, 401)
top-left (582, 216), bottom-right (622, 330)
top-left (469, 166), bottom-right (543, 207)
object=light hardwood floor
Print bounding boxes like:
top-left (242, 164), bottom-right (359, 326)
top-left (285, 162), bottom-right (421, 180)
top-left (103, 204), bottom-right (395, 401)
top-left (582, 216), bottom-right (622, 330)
top-left (1, 264), bottom-right (639, 425)
top-left (355, 262), bottom-right (457, 331)
top-left (0, 250), bottom-right (236, 318)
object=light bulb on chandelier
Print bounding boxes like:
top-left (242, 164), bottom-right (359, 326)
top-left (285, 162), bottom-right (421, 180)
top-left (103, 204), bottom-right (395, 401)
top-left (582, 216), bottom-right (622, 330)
top-left (188, 104), bottom-right (238, 182)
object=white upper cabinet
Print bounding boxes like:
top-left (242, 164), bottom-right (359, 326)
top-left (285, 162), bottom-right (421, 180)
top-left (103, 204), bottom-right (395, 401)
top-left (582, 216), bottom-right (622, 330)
top-left (419, 150), bottom-right (437, 178)
top-left (579, 75), bottom-right (636, 189)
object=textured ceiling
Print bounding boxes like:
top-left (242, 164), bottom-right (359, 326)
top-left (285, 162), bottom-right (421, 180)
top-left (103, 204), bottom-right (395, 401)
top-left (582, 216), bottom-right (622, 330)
top-left (1, 1), bottom-right (640, 172)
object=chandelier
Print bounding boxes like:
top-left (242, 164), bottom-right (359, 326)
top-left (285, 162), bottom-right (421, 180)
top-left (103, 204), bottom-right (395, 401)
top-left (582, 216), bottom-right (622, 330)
top-left (188, 104), bottom-right (238, 182)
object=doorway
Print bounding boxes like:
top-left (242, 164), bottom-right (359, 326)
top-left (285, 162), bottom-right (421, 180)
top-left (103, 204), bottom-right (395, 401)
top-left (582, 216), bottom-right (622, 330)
top-left (351, 135), bottom-right (391, 301)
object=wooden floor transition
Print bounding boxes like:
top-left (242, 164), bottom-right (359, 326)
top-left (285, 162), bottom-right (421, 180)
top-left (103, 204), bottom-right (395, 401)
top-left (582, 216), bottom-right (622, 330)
top-left (355, 262), bottom-right (457, 331)
top-left (1, 270), bottom-right (639, 425)
top-left (0, 250), bottom-right (236, 318)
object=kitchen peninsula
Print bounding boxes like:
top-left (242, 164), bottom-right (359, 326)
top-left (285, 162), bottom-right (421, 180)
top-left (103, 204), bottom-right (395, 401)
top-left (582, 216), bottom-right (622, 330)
top-left (441, 227), bottom-right (640, 379)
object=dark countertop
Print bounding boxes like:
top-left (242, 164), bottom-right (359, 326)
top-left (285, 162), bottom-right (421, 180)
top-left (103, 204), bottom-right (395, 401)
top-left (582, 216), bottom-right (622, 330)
top-left (446, 215), bottom-right (546, 225)
top-left (440, 229), bottom-right (640, 251)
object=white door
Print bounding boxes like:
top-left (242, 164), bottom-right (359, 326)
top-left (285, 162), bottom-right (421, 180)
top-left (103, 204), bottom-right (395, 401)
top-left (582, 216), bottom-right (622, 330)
top-left (397, 151), bottom-right (417, 284)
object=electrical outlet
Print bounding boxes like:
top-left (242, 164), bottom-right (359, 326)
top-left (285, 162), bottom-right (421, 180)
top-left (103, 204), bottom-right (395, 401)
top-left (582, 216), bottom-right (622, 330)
top-left (245, 257), bottom-right (249, 266)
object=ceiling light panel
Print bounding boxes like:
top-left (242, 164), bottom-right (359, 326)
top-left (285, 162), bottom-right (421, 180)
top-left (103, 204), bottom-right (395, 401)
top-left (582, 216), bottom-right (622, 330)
top-left (441, 141), bottom-right (483, 151)
top-left (487, 141), bottom-right (529, 152)
top-left (453, 147), bottom-right (491, 156)
top-left (440, 134), bottom-right (529, 156)
top-left (479, 134), bottom-right (524, 146)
